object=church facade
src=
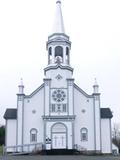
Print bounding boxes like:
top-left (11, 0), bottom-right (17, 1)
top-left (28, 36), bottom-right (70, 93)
top-left (4, 0), bottom-right (113, 154)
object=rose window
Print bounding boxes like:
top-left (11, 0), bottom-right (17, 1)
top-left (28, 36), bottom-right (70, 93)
top-left (52, 89), bottom-right (66, 102)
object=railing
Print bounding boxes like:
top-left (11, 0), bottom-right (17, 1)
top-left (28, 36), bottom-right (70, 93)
top-left (74, 144), bottom-right (87, 151)
top-left (3, 143), bottom-right (43, 155)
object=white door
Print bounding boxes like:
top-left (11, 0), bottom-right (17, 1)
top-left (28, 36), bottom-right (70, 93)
top-left (52, 133), bottom-right (66, 149)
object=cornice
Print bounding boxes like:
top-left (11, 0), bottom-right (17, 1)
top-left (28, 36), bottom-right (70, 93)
top-left (48, 33), bottom-right (69, 40)
top-left (42, 115), bottom-right (76, 121)
top-left (44, 64), bottom-right (73, 75)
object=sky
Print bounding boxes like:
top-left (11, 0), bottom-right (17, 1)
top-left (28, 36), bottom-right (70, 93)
top-left (0, 0), bottom-right (120, 125)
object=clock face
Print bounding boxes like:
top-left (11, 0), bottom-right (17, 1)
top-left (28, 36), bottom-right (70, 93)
top-left (52, 89), bottom-right (66, 102)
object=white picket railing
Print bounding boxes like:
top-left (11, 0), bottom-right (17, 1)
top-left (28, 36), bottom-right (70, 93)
top-left (3, 143), bottom-right (43, 155)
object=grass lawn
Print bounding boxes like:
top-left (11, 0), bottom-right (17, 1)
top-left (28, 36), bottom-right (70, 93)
top-left (0, 146), bottom-right (3, 155)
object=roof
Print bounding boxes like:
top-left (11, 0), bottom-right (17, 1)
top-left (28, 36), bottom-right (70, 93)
top-left (25, 83), bottom-right (44, 98)
top-left (4, 108), bottom-right (112, 120)
top-left (74, 83), bottom-right (93, 98)
top-left (4, 109), bottom-right (17, 120)
top-left (101, 108), bottom-right (113, 119)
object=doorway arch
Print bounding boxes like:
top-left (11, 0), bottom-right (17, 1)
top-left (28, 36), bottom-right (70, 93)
top-left (51, 123), bottom-right (67, 149)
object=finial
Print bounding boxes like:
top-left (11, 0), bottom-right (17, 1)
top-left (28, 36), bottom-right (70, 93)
top-left (93, 78), bottom-right (99, 94)
top-left (18, 78), bottom-right (24, 94)
top-left (20, 78), bottom-right (23, 86)
top-left (94, 78), bottom-right (98, 86)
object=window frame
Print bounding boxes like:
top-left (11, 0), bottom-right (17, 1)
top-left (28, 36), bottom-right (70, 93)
top-left (30, 128), bottom-right (38, 143)
top-left (55, 46), bottom-right (63, 58)
top-left (80, 128), bottom-right (88, 141)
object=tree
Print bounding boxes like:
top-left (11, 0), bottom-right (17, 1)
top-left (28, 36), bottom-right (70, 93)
top-left (112, 123), bottom-right (120, 149)
top-left (0, 126), bottom-right (5, 145)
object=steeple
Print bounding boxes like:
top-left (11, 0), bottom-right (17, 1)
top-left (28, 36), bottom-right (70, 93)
top-left (52, 0), bottom-right (65, 34)
top-left (46, 0), bottom-right (71, 67)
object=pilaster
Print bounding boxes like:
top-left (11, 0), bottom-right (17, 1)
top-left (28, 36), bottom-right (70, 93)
top-left (93, 93), bottom-right (101, 152)
top-left (67, 79), bottom-right (74, 115)
top-left (44, 79), bottom-right (51, 116)
top-left (16, 93), bottom-right (25, 151)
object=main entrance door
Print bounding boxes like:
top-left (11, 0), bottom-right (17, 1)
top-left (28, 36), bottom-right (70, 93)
top-left (52, 123), bottom-right (67, 149)
top-left (52, 133), bottom-right (66, 149)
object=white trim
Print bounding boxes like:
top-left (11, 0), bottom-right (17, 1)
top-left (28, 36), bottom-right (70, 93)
top-left (74, 83), bottom-right (93, 98)
top-left (25, 84), bottom-right (44, 98)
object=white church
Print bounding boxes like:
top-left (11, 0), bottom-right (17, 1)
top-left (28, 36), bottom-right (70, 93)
top-left (4, 0), bottom-right (113, 154)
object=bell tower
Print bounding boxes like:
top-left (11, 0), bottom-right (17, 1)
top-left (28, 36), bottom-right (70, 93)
top-left (46, 0), bottom-right (71, 66)
top-left (43, 0), bottom-right (75, 151)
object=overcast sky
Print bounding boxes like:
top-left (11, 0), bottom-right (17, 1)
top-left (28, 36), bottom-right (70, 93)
top-left (0, 0), bottom-right (120, 125)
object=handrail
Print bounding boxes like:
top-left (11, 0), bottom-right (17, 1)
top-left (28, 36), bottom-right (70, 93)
top-left (3, 142), bottom-right (43, 155)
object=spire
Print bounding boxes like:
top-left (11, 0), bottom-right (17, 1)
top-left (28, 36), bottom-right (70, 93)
top-left (52, 0), bottom-right (65, 34)
top-left (46, 0), bottom-right (71, 67)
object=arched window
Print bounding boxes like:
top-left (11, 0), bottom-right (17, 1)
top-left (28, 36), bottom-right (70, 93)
top-left (66, 47), bottom-right (69, 55)
top-left (48, 47), bottom-right (52, 64)
top-left (52, 123), bottom-right (66, 133)
top-left (80, 128), bottom-right (88, 141)
top-left (49, 47), bottom-right (52, 55)
top-left (55, 46), bottom-right (63, 57)
top-left (30, 128), bottom-right (38, 142)
top-left (66, 47), bottom-right (70, 64)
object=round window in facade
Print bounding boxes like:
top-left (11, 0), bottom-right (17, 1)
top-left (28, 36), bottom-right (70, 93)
top-left (52, 89), bottom-right (66, 102)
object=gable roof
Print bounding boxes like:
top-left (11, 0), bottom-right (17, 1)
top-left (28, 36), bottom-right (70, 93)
top-left (74, 83), bottom-right (93, 98)
top-left (4, 109), bottom-right (17, 120)
top-left (25, 83), bottom-right (44, 98)
top-left (101, 108), bottom-right (113, 119)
